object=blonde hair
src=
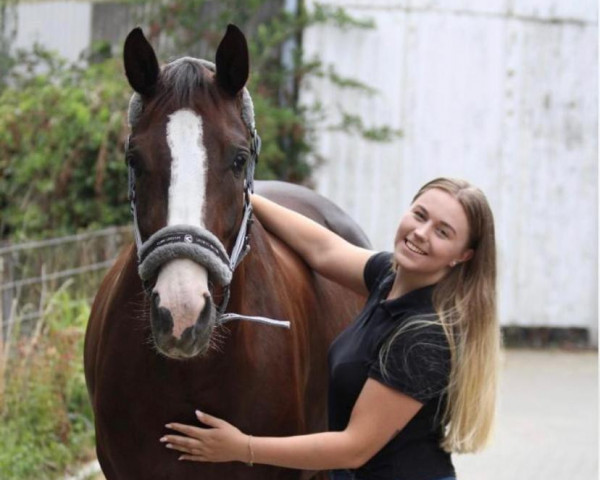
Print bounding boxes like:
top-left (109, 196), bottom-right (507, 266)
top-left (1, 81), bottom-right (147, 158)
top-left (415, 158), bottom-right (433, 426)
top-left (383, 177), bottom-right (500, 453)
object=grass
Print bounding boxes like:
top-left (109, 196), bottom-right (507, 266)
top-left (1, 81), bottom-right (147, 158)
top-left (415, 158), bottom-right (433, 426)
top-left (0, 281), bottom-right (96, 480)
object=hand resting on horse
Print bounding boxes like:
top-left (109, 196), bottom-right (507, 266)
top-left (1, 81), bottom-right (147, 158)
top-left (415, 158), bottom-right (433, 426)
top-left (161, 378), bottom-right (422, 470)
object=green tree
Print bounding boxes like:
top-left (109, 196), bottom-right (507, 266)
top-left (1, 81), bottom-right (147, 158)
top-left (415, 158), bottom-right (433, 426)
top-left (0, 47), bottom-right (131, 240)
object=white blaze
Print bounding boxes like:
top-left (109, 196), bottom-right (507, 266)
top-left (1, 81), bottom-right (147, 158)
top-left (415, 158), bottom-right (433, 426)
top-left (166, 109), bottom-right (206, 227)
top-left (158, 109), bottom-right (211, 339)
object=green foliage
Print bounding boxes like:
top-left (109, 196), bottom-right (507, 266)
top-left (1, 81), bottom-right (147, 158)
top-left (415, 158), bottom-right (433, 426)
top-left (331, 113), bottom-right (403, 142)
top-left (0, 46), bottom-right (131, 241)
top-left (0, 286), bottom-right (95, 480)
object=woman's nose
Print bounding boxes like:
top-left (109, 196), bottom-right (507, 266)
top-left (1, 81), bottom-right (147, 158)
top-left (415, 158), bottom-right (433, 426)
top-left (414, 222), bottom-right (430, 239)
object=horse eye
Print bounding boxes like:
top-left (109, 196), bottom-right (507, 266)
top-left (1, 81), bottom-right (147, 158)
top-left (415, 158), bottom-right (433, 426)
top-left (126, 151), bottom-right (143, 176)
top-left (232, 153), bottom-right (247, 176)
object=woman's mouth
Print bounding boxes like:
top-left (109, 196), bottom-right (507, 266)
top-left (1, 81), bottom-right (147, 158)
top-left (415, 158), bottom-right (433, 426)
top-left (405, 239), bottom-right (427, 255)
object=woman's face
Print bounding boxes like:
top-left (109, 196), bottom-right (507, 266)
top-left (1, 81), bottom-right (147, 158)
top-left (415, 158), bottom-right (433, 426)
top-left (393, 188), bottom-right (473, 282)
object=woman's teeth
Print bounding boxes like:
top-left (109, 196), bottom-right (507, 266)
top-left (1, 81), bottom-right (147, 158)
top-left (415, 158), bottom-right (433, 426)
top-left (405, 239), bottom-right (427, 255)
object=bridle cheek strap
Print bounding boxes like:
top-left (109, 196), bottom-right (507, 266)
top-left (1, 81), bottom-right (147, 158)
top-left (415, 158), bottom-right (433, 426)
top-left (126, 130), bottom-right (290, 330)
top-left (125, 59), bottom-right (288, 328)
top-left (127, 132), bottom-right (257, 283)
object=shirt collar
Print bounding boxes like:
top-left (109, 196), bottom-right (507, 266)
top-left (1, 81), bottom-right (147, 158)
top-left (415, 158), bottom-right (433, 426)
top-left (379, 274), bottom-right (436, 316)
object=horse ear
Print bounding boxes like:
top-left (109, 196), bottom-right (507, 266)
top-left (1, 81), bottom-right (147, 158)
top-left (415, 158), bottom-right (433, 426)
top-left (123, 27), bottom-right (160, 96)
top-left (215, 24), bottom-right (249, 97)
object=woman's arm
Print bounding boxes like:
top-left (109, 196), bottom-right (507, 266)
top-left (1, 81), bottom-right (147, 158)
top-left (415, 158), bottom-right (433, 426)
top-left (161, 379), bottom-right (423, 470)
top-left (251, 194), bottom-right (373, 295)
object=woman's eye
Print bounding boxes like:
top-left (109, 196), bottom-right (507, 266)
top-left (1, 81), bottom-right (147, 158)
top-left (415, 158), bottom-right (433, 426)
top-left (413, 211), bottom-right (425, 220)
top-left (437, 228), bottom-right (449, 239)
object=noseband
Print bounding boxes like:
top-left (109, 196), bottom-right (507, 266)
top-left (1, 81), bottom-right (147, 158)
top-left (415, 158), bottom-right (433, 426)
top-left (126, 58), bottom-right (289, 329)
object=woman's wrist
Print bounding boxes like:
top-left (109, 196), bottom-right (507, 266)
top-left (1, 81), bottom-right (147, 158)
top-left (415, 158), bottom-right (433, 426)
top-left (246, 434), bottom-right (255, 466)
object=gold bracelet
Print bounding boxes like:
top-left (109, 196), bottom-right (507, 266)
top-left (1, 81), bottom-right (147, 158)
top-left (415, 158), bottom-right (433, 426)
top-left (246, 434), bottom-right (254, 467)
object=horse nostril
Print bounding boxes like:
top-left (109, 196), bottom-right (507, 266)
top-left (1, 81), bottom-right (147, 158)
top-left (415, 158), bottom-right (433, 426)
top-left (150, 293), bottom-right (173, 334)
top-left (195, 294), bottom-right (215, 331)
top-left (151, 291), bottom-right (160, 308)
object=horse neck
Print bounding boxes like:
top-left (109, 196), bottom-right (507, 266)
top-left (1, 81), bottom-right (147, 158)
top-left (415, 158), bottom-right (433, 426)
top-left (226, 218), bottom-right (316, 322)
top-left (226, 222), bottom-right (285, 312)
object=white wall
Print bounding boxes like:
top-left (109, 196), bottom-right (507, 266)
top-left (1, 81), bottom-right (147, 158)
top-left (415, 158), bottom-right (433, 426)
top-left (7, 1), bottom-right (92, 63)
top-left (301, 0), bottom-right (598, 337)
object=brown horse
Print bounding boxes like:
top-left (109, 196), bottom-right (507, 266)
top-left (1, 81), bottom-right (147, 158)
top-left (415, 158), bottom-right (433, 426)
top-left (84, 25), bottom-right (370, 479)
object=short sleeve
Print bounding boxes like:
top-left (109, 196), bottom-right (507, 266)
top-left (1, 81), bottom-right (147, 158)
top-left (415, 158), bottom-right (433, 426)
top-left (369, 322), bottom-right (451, 403)
top-left (363, 252), bottom-right (394, 293)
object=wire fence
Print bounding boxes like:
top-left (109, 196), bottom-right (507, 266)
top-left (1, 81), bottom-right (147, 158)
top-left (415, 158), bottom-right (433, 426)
top-left (0, 226), bottom-right (132, 333)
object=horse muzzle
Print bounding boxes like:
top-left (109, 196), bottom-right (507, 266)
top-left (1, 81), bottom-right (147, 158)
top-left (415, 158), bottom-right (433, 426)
top-left (149, 258), bottom-right (218, 359)
top-left (134, 222), bottom-right (288, 357)
top-left (137, 225), bottom-right (232, 360)
top-left (150, 291), bottom-right (216, 359)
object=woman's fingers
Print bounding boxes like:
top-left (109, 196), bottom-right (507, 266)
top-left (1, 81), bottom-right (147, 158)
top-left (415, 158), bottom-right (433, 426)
top-left (195, 410), bottom-right (228, 428)
top-left (161, 435), bottom-right (200, 451)
top-left (166, 443), bottom-right (195, 454)
top-left (165, 422), bottom-right (205, 438)
top-left (162, 434), bottom-right (200, 446)
top-left (179, 454), bottom-right (204, 462)
top-left (162, 411), bottom-right (241, 463)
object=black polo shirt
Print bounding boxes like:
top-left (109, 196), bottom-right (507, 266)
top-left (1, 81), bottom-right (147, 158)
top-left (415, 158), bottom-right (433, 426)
top-left (327, 252), bottom-right (454, 480)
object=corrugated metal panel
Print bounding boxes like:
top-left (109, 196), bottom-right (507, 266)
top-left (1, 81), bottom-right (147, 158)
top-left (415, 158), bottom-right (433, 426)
top-left (319, 0), bottom-right (597, 22)
top-left (513, 0), bottom-right (597, 22)
top-left (500, 18), bottom-right (597, 329)
top-left (301, 1), bottom-right (597, 334)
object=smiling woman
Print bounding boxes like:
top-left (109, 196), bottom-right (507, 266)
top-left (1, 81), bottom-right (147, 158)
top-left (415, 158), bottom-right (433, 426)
top-left (389, 186), bottom-right (475, 297)
top-left (162, 177), bottom-right (501, 480)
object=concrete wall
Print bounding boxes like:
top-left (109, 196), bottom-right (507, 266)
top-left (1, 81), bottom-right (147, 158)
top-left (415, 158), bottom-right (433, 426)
top-left (300, 0), bottom-right (598, 337)
top-left (4, 1), bottom-right (138, 63)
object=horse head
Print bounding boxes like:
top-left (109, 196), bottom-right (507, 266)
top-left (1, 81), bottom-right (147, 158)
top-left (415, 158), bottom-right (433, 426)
top-left (123, 25), bottom-right (256, 359)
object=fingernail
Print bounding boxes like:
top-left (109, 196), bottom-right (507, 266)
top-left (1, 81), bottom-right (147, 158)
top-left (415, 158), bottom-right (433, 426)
top-left (195, 410), bottom-right (203, 417)
top-left (166, 444), bottom-right (172, 449)
top-left (159, 437), bottom-right (167, 442)
top-left (165, 423), bottom-right (172, 428)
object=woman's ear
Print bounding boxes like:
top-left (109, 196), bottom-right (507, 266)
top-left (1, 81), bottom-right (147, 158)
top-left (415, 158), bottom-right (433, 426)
top-left (459, 248), bottom-right (474, 263)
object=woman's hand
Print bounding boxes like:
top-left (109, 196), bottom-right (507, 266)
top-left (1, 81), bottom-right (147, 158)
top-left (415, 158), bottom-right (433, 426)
top-left (161, 410), bottom-right (249, 463)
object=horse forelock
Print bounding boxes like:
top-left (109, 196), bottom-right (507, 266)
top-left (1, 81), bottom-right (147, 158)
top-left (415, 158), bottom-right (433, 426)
top-left (128, 56), bottom-right (256, 135)
top-left (159, 58), bottom-right (217, 107)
